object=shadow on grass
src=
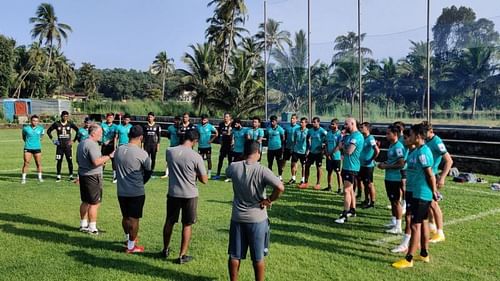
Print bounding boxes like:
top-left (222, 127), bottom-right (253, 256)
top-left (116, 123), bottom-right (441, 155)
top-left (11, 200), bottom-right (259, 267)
top-left (0, 172), bottom-right (68, 183)
top-left (67, 250), bottom-right (216, 281)
top-left (0, 212), bottom-right (76, 232)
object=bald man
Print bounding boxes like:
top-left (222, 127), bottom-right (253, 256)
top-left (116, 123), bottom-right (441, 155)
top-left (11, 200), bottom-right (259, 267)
top-left (335, 118), bottom-right (364, 224)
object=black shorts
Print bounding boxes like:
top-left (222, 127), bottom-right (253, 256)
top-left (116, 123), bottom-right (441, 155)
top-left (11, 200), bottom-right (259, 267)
top-left (306, 153), bottom-right (323, 167)
top-left (359, 166), bottom-right (374, 184)
top-left (268, 149), bottom-right (283, 162)
top-left (198, 147), bottom-right (212, 160)
top-left (400, 169), bottom-right (407, 180)
top-left (232, 151), bottom-right (244, 162)
top-left (341, 170), bottom-right (357, 184)
top-left (283, 148), bottom-right (293, 161)
top-left (166, 196), bottom-right (198, 225)
top-left (101, 143), bottom-right (114, 156)
top-left (118, 195), bottom-right (146, 219)
top-left (326, 159), bottom-right (341, 172)
top-left (410, 198), bottom-right (431, 224)
top-left (144, 144), bottom-right (158, 154)
top-left (405, 191), bottom-right (413, 210)
top-left (24, 149), bottom-right (41, 154)
top-left (291, 152), bottom-right (306, 165)
top-left (79, 174), bottom-right (103, 204)
top-left (220, 145), bottom-right (232, 158)
top-left (385, 180), bottom-right (402, 202)
top-left (56, 145), bottom-right (72, 160)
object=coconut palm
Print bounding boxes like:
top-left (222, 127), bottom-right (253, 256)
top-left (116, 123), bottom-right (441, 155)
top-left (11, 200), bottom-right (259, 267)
top-left (365, 57), bottom-right (399, 117)
top-left (255, 18), bottom-right (292, 63)
top-left (77, 62), bottom-right (99, 99)
top-left (30, 3), bottom-right (72, 72)
top-left (150, 51), bottom-right (175, 101)
top-left (333, 31), bottom-right (372, 62)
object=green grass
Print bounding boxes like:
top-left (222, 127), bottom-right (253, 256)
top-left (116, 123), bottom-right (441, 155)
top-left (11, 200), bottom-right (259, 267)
top-left (0, 128), bottom-right (499, 281)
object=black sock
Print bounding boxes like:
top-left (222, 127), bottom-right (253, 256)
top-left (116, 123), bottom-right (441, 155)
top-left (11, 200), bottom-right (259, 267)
top-left (420, 249), bottom-right (428, 257)
top-left (405, 254), bottom-right (413, 262)
top-left (349, 208), bottom-right (356, 214)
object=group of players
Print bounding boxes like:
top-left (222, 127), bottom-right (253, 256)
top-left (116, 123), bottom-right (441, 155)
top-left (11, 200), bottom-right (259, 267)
top-left (21, 110), bottom-right (452, 271)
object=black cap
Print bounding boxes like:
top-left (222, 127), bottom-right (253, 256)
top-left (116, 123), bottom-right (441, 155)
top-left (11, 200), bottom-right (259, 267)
top-left (128, 125), bottom-right (143, 139)
top-left (84, 117), bottom-right (91, 123)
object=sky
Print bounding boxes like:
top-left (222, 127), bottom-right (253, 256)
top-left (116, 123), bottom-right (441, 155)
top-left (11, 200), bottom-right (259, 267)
top-left (1, 0), bottom-right (498, 70)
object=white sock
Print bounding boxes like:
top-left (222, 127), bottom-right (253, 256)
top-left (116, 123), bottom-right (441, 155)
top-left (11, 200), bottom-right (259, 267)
top-left (88, 222), bottom-right (97, 232)
top-left (127, 239), bottom-right (135, 250)
top-left (80, 219), bottom-right (88, 228)
top-left (437, 229), bottom-right (444, 236)
top-left (429, 223), bottom-right (437, 231)
top-left (279, 175), bottom-right (283, 180)
top-left (57, 174), bottom-right (61, 179)
top-left (301, 177), bottom-right (305, 182)
top-left (38, 172), bottom-right (42, 179)
top-left (401, 200), bottom-right (406, 208)
top-left (125, 234), bottom-right (129, 241)
top-left (22, 173), bottom-right (27, 180)
top-left (292, 175), bottom-right (296, 180)
top-left (165, 168), bottom-right (169, 176)
top-left (396, 219), bottom-right (402, 230)
top-left (391, 216), bottom-right (396, 225)
top-left (113, 170), bottom-right (116, 178)
top-left (403, 234), bottom-right (411, 245)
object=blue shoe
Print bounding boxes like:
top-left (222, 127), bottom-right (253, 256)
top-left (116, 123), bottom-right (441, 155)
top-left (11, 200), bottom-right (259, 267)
top-left (211, 175), bottom-right (220, 180)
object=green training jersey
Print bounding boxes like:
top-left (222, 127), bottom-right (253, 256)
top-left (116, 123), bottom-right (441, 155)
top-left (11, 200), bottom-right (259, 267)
top-left (307, 127), bottom-right (327, 154)
top-left (284, 123), bottom-right (300, 149)
top-left (197, 123), bottom-right (217, 149)
top-left (342, 130), bottom-right (364, 172)
top-left (360, 134), bottom-right (377, 168)
top-left (406, 144), bottom-right (434, 200)
top-left (326, 129), bottom-right (342, 160)
top-left (22, 125), bottom-right (44, 150)
top-left (267, 125), bottom-right (285, 150)
top-left (426, 135), bottom-right (448, 175)
top-left (293, 128), bottom-right (308, 154)
top-left (116, 123), bottom-right (132, 146)
top-left (385, 141), bottom-right (405, 181)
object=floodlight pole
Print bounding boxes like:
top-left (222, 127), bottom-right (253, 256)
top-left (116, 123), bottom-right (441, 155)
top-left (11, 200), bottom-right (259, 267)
top-left (426, 0), bottom-right (431, 122)
top-left (308, 0), bottom-right (312, 121)
top-left (358, 0), bottom-right (363, 123)
top-left (264, 0), bottom-right (268, 121)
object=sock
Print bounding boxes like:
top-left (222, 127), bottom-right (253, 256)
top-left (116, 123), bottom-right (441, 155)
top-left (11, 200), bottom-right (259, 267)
top-left (292, 175), bottom-right (296, 181)
top-left (405, 254), bottom-right (413, 262)
top-left (396, 219), bottom-right (402, 230)
top-left (113, 170), bottom-right (116, 178)
top-left (88, 222), bottom-right (97, 232)
top-left (22, 173), bottom-right (27, 180)
top-left (127, 239), bottom-right (135, 250)
top-left (38, 172), bottom-right (42, 179)
top-left (125, 234), bottom-right (129, 241)
top-left (301, 177), bottom-right (305, 182)
top-left (391, 216), bottom-right (396, 225)
top-left (401, 200), bottom-right (406, 207)
top-left (420, 249), bottom-right (428, 257)
top-left (437, 229), bottom-right (444, 236)
top-left (80, 219), bottom-right (88, 228)
top-left (429, 223), bottom-right (437, 232)
top-left (279, 175), bottom-right (283, 180)
top-left (57, 174), bottom-right (61, 179)
top-left (403, 234), bottom-right (411, 245)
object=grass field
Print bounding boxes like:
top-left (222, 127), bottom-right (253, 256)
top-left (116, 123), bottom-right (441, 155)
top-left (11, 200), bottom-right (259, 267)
top-left (0, 128), bottom-right (498, 281)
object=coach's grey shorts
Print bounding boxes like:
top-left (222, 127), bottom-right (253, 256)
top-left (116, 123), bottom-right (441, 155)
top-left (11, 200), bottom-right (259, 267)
top-left (228, 219), bottom-right (270, 262)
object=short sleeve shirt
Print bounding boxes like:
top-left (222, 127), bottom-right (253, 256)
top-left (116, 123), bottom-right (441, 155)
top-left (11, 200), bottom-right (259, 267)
top-left (23, 125), bottom-right (44, 150)
top-left (77, 127), bottom-right (89, 142)
top-left (406, 145), bottom-right (434, 200)
top-left (116, 123), bottom-right (132, 146)
top-left (284, 123), bottom-right (300, 149)
top-left (77, 138), bottom-right (103, 176)
top-left (385, 141), bottom-right (405, 181)
top-left (115, 144), bottom-right (152, 197)
top-left (166, 145), bottom-right (207, 198)
top-left (167, 125), bottom-right (179, 147)
top-left (342, 131), bottom-right (364, 172)
top-left (360, 135), bottom-right (377, 167)
top-left (232, 127), bottom-right (248, 153)
top-left (293, 128), bottom-right (308, 154)
top-left (308, 127), bottom-right (327, 154)
top-left (197, 123), bottom-right (216, 148)
top-left (426, 135), bottom-right (448, 174)
top-left (326, 129), bottom-right (342, 160)
top-left (101, 122), bottom-right (117, 144)
top-left (267, 125), bottom-right (285, 150)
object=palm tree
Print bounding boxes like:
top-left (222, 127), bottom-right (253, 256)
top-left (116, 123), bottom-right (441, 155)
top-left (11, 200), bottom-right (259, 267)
top-left (255, 18), bottom-right (292, 63)
top-left (13, 43), bottom-right (47, 98)
top-left (178, 43), bottom-right (222, 115)
top-left (333, 31), bottom-right (372, 62)
top-left (49, 49), bottom-right (75, 93)
top-left (365, 57), bottom-right (399, 117)
top-left (331, 59), bottom-right (360, 115)
top-left (30, 3), bottom-right (72, 73)
top-left (150, 51), bottom-right (175, 101)
top-left (77, 62), bottom-right (99, 99)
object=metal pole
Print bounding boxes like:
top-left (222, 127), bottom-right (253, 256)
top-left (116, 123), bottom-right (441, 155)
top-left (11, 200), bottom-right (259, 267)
top-left (358, 0), bottom-right (363, 122)
top-left (308, 0), bottom-right (312, 120)
top-left (426, 0), bottom-right (431, 122)
top-left (264, 0), bottom-right (268, 121)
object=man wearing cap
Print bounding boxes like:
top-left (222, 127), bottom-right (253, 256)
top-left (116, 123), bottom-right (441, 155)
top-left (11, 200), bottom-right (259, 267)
top-left (47, 111), bottom-right (79, 182)
top-left (114, 125), bottom-right (153, 253)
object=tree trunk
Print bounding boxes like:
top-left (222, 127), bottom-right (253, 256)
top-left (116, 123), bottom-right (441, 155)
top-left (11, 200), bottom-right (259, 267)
top-left (421, 90), bottom-right (426, 119)
top-left (386, 97), bottom-right (390, 118)
top-left (223, 8), bottom-right (236, 74)
top-left (14, 66), bottom-right (35, 98)
top-left (46, 42), bottom-right (53, 74)
top-left (350, 90), bottom-right (355, 115)
top-left (161, 72), bottom-right (166, 102)
top-left (472, 87), bottom-right (478, 119)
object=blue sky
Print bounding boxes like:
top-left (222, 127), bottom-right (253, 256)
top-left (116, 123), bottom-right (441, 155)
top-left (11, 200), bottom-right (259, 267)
top-left (1, 0), bottom-right (498, 70)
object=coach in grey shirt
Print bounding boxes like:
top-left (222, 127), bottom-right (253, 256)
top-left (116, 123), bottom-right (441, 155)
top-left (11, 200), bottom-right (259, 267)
top-left (162, 130), bottom-right (208, 264)
top-left (115, 125), bottom-right (152, 253)
top-left (77, 124), bottom-right (113, 235)
top-left (226, 141), bottom-right (284, 281)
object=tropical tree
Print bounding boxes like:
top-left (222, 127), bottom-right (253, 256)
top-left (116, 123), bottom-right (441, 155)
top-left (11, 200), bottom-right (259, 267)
top-left (30, 3), bottom-right (72, 73)
top-left (332, 31), bottom-right (372, 62)
top-left (255, 18), bottom-right (291, 63)
top-left (365, 57), bottom-right (399, 117)
top-left (150, 51), bottom-right (175, 101)
top-left (75, 62), bottom-right (99, 99)
top-left (12, 43), bottom-right (47, 98)
top-left (48, 49), bottom-right (75, 94)
top-left (178, 43), bottom-right (222, 115)
top-left (0, 35), bottom-right (16, 97)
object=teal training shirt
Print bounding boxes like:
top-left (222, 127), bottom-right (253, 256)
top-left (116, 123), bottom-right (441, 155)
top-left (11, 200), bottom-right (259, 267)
top-left (293, 128), bottom-right (308, 154)
top-left (342, 130), bottom-right (364, 172)
top-left (247, 128), bottom-right (264, 151)
top-left (116, 124), bottom-right (132, 146)
top-left (101, 122), bottom-right (117, 144)
top-left (406, 144), bottom-right (434, 200)
top-left (197, 123), bottom-right (216, 149)
top-left (77, 127), bottom-right (89, 142)
top-left (285, 123), bottom-right (300, 149)
top-left (308, 127), bottom-right (327, 154)
top-left (232, 127), bottom-right (247, 153)
top-left (426, 135), bottom-right (448, 174)
top-left (267, 125), bottom-right (285, 150)
top-left (385, 141), bottom-right (405, 181)
top-left (326, 129), bottom-right (342, 160)
top-left (360, 134), bottom-right (377, 167)
top-left (167, 125), bottom-right (179, 147)
top-left (23, 125), bottom-right (44, 150)
top-left (398, 135), bottom-right (409, 170)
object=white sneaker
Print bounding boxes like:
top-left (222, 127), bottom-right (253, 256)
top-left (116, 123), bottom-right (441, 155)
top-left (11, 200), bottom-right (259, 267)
top-left (386, 204), bottom-right (392, 209)
top-left (335, 216), bottom-right (347, 224)
top-left (224, 178), bottom-right (231, 183)
top-left (384, 222), bottom-right (396, 228)
top-left (112, 178), bottom-right (117, 184)
top-left (21, 179), bottom-right (26, 184)
top-left (391, 243), bottom-right (408, 253)
top-left (38, 178), bottom-right (44, 183)
top-left (56, 175), bottom-right (61, 182)
top-left (386, 227), bottom-right (403, 235)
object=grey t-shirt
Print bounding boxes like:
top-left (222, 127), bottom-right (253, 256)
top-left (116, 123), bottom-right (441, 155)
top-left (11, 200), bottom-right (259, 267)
top-left (166, 145), bottom-right (206, 198)
top-left (226, 161), bottom-right (282, 223)
top-left (77, 138), bottom-right (103, 176)
top-left (114, 144), bottom-right (152, 197)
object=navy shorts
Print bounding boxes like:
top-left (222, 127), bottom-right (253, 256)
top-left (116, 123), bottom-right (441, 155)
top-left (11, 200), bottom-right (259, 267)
top-left (228, 219), bottom-right (270, 262)
top-left (359, 166), bottom-right (374, 184)
top-left (306, 153), bottom-right (323, 167)
top-left (405, 191), bottom-right (413, 210)
top-left (291, 152), bottom-right (306, 165)
top-left (198, 147), bottom-right (212, 160)
top-left (118, 195), bottom-right (145, 219)
top-left (326, 159), bottom-right (341, 172)
top-left (341, 170), bottom-right (357, 184)
top-left (24, 149), bottom-right (41, 154)
top-left (410, 198), bottom-right (431, 224)
top-left (283, 148), bottom-right (293, 161)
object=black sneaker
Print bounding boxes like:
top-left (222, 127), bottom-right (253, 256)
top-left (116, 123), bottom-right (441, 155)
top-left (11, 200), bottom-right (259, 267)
top-left (361, 202), bottom-right (374, 209)
top-left (347, 209), bottom-right (357, 217)
top-left (68, 175), bottom-right (75, 181)
top-left (336, 188), bottom-right (342, 195)
top-left (160, 248), bottom-right (170, 258)
top-left (287, 179), bottom-right (296, 184)
top-left (177, 255), bottom-right (194, 264)
top-left (322, 186), bottom-right (332, 192)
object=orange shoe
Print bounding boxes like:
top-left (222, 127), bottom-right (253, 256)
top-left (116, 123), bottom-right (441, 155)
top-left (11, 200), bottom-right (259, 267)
top-left (298, 182), bottom-right (308, 189)
top-left (126, 245), bottom-right (144, 254)
top-left (313, 184), bottom-right (321, 190)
